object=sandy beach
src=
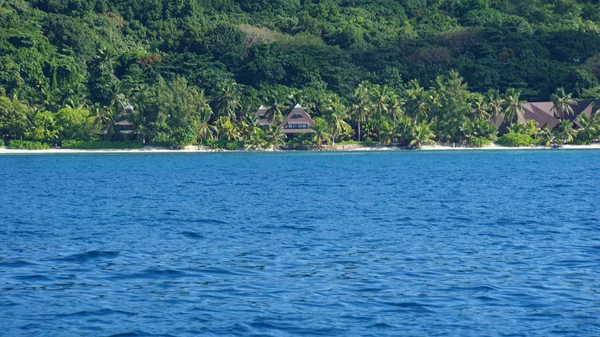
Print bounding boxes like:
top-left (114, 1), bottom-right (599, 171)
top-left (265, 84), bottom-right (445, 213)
top-left (0, 146), bottom-right (210, 154)
top-left (420, 144), bottom-right (600, 151)
top-left (2, 144), bottom-right (600, 154)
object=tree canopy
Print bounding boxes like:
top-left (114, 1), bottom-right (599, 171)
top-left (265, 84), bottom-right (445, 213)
top-left (2, 0), bottom-right (600, 148)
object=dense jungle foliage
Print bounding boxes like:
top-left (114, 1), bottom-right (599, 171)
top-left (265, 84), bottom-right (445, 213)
top-left (2, 0), bottom-right (600, 148)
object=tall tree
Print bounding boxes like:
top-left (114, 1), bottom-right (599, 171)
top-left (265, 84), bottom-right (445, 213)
top-left (214, 80), bottom-right (242, 120)
top-left (430, 71), bottom-right (472, 143)
top-left (0, 97), bottom-right (29, 143)
top-left (503, 88), bottom-right (525, 127)
top-left (311, 117), bottom-right (331, 148)
top-left (264, 97), bottom-right (285, 123)
top-left (324, 94), bottom-right (351, 145)
top-left (470, 93), bottom-right (490, 120)
top-left (551, 88), bottom-right (576, 120)
top-left (265, 124), bottom-right (286, 150)
top-left (486, 89), bottom-right (505, 123)
top-left (215, 116), bottom-right (240, 141)
top-left (404, 80), bottom-right (432, 123)
top-left (558, 120), bottom-right (577, 144)
top-left (350, 82), bottom-right (371, 142)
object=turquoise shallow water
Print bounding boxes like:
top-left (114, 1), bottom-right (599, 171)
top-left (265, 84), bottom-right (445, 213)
top-left (1, 151), bottom-right (599, 336)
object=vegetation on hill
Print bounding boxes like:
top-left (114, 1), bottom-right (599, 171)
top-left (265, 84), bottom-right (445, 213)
top-left (1, 0), bottom-right (600, 148)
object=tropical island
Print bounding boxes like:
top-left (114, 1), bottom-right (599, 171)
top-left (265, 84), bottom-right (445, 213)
top-left (2, 0), bottom-right (600, 152)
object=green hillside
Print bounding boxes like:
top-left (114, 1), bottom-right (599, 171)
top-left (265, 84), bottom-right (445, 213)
top-left (1, 0), bottom-right (600, 148)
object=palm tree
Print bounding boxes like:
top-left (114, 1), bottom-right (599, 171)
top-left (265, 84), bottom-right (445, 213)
top-left (111, 92), bottom-right (128, 112)
top-left (388, 94), bottom-right (405, 126)
top-left (558, 120), bottom-right (577, 144)
top-left (311, 117), bottom-right (331, 148)
top-left (265, 124), bottom-right (286, 150)
top-left (195, 90), bottom-right (215, 142)
top-left (367, 85), bottom-right (393, 142)
top-left (404, 79), bottom-right (431, 123)
top-left (486, 89), bottom-right (505, 123)
top-left (551, 88), bottom-right (576, 120)
top-left (62, 82), bottom-right (90, 110)
top-left (324, 95), bottom-right (350, 145)
top-left (471, 93), bottom-right (490, 120)
top-left (286, 90), bottom-right (305, 110)
top-left (582, 113), bottom-right (600, 142)
top-left (196, 90), bottom-right (213, 121)
top-left (197, 121), bottom-right (217, 142)
top-left (264, 98), bottom-right (285, 123)
top-left (394, 116), bottom-right (414, 145)
top-left (91, 103), bottom-right (106, 127)
top-left (503, 88), bottom-right (525, 126)
top-left (287, 133), bottom-right (313, 149)
top-left (328, 112), bottom-right (350, 145)
top-left (215, 116), bottom-right (240, 141)
top-left (379, 120), bottom-right (395, 145)
top-left (350, 82), bottom-right (371, 142)
top-left (89, 104), bottom-right (119, 140)
top-left (538, 127), bottom-right (556, 147)
top-left (362, 119), bottom-right (378, 141)
top-left (506, 123), bottom-right (526, 134)
top-left (238, 111), bottom-right (258, 141)
top-left (214, 80), bottom-right (242, 120)
top-left (574, 114), bottom-right (596, 144)
top-left (409, 123), bottom-right (435, 149)
top-left (246, 128), bottom-right (268, 150)
top-left (524, 120), bottom-right (541, 138)
top-left (370, 84), bottom-right (391, 121)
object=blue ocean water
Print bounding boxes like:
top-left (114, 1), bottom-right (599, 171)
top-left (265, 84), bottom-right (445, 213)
top-left (1, 151), bottom-right (599, 337)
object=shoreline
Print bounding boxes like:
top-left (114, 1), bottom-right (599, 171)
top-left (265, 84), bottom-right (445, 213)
top-left (2, 143), bottom-right (600, 154)
top-left (420, 144), bottom-right (600, 151)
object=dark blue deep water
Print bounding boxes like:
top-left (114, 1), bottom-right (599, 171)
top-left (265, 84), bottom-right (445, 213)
top-left (1, 151), bottom-right (600, 336)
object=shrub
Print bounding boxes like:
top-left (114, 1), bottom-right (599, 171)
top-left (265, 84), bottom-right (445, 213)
top-left (225, 141), bottom-right (244, 150)
top-left (61, 140), bottom-right (143, 149)
top-left (468, 137), bottom-right (492, 147)
top-left (205, 139), bottom-right (244, 150)
top-left (205, 139), bottom-right (221, 149)
top-left (8, 140), bottom-right (50, 150)
top-left (496, 132), bottom-right (534, 147)
top-left (362, 140), bottom-right (377, 147)
top-left (149, 132), bottom-right (175, 148)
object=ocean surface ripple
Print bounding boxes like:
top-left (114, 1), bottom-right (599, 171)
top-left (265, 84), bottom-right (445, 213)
top-left (1, 151), bottom-right (599, 336)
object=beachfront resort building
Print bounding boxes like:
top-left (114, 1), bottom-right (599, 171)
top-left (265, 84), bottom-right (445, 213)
top-left (493, 101), bottom-right (598, 133)
top-left (255, 104), bottom-right (315, 136)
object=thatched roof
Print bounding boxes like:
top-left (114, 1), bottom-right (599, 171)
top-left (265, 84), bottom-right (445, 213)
top-left (255, 105), bottom-right (270, 126)
top-left (280, 104), bottom-right (315, 134)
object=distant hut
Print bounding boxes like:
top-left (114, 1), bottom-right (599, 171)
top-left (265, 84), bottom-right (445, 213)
top-left (255, 105), bottom-right (270, 127)
top-left (100, 105), bottom-right (136, 140)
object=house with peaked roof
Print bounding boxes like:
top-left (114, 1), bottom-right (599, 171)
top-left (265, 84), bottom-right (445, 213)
top-left (493, 101), bottom-right (598, 133)
top-left (280, 104), bottom-right (315, 135)
top-left (255, 105), bottom-right (270, 127)
top-left (100, 105), bottom-right (136, 139)
top-left (255, 103), bottom-right (315, 136)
